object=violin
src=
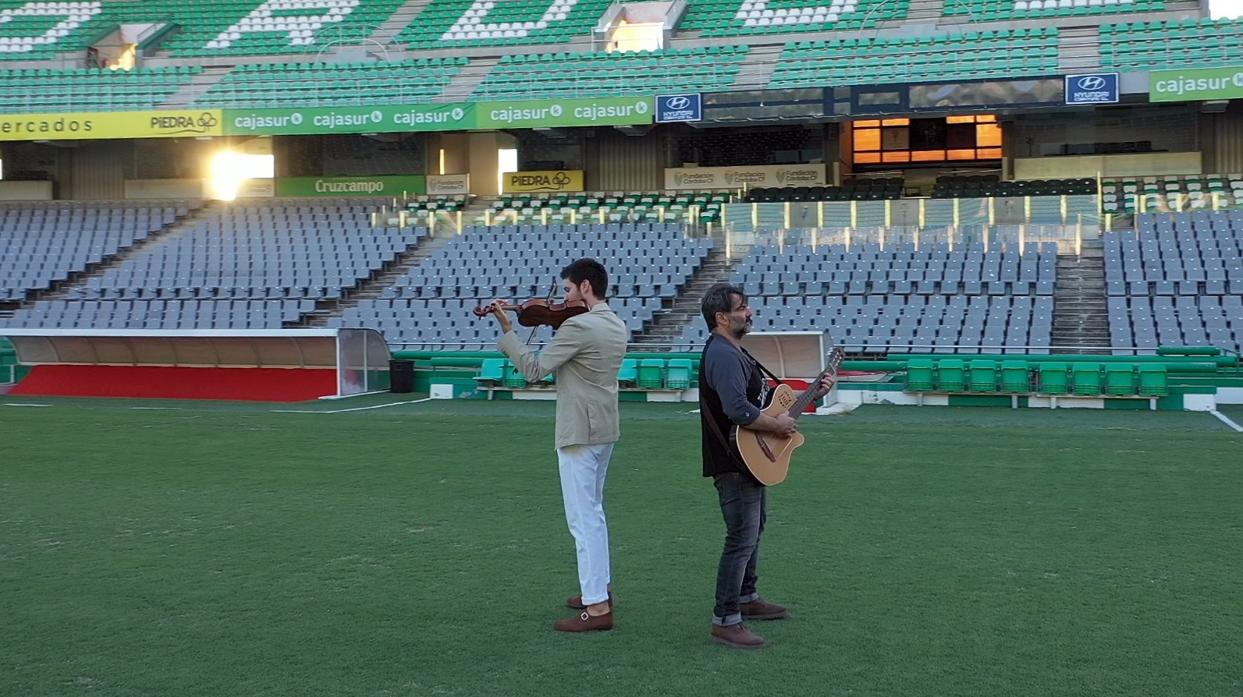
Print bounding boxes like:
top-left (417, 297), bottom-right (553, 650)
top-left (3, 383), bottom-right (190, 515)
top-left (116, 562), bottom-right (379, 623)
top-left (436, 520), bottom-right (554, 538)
top-left (472, 298), bottom-right (589, 329)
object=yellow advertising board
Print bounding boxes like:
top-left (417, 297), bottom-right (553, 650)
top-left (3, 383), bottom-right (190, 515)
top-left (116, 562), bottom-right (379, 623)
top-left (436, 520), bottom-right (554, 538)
top-left (0, 110), bottom-right (224, 141)
top-left (502, 170), bottom-right (585, 193)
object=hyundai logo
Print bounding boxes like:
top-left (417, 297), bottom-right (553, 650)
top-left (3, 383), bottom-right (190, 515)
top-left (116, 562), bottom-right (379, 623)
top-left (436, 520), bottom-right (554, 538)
top-left (1077, 76), bottom-right (1106, 91)
top-left (665, 96), bottom-right (691, 110)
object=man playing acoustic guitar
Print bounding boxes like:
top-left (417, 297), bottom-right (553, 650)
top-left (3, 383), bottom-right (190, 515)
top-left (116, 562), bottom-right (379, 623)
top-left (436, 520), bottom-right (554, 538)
top-left (485, 258), bottom-right (628, 633)
top-left (698, 283), bottom-right (834, 649)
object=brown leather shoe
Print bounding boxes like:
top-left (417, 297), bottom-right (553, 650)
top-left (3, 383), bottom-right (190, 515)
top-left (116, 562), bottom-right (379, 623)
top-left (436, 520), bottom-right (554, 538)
top-left (710, 623), bottom-right (766, 649)
top-left (740, 597), bottom-right (787, 620)
top-left (554, 610), bottom-right (614, 633)
top-left (566, 592), bottom-right (614, 610)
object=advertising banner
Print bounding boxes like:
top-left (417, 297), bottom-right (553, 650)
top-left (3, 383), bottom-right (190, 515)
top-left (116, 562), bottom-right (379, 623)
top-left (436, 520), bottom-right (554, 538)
top-left (223, 104), bottom-right (476, 136)
top-left (475, 97), bottom-right (653, 129)
top-left (0, 109), bottom-right (223, 141)
top-left (275, 175), bottom-right (427, 197)
top-left (1065, 73), bottom-right (1119, 105)
top-left (502, 170), bottom-right (585, 193)
top-left (426, 174), bottom-right (470, 196)
top-left (663, 164), bottom-right (826, 190)
top-left (655, 94), bottom-right (702, 123)
top-left (1149, 65), bottom-right (1243, 102)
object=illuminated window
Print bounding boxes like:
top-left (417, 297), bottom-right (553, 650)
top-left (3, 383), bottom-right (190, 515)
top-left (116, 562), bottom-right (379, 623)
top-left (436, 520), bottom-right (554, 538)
top-left (977, 123), bottom-right (1002, 147)
top-left (852, 115), bottom-right (1002, 165)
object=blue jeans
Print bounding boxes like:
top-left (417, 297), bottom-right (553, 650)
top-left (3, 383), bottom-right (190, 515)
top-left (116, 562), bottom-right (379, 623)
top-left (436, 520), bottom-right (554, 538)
top-left (712, 471), bottom-right (766, 626)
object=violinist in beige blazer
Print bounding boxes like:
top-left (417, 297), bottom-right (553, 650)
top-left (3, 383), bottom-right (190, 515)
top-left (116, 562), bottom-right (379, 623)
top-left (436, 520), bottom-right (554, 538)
top-left (484, 258), bottom-right (628, 633)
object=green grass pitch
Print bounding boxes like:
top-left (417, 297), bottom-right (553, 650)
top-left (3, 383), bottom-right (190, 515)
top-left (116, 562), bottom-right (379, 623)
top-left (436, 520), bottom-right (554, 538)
top-left (2, 397), bottom-right (1241, 696)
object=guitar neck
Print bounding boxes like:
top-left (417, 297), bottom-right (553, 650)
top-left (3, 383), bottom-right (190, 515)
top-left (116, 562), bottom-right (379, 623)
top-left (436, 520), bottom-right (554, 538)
top-left (783, 350), bottom-right (843, 418)
top-left (786, 369), bottom-right (831, 419)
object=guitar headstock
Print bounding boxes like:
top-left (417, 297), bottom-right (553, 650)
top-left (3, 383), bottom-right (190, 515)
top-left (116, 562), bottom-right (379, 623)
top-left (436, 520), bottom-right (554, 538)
top-left (824, 346), bottom-right (845, 377)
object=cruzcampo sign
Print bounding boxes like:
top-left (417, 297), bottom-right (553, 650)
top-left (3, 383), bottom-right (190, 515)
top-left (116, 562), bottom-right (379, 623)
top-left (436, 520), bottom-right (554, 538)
top-left (473, 97), bottom-right (654, 129)
top-left (275, 175), bottom-right (427, 197)
top-left (1149, 66), bottom-right (1243, 102)
top-left (223, 104), bottom-right (476, 136)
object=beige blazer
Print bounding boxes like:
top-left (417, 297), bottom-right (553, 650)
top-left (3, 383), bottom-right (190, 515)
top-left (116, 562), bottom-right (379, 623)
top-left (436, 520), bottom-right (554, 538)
top-left (497, 302), bottom-right (628, 449)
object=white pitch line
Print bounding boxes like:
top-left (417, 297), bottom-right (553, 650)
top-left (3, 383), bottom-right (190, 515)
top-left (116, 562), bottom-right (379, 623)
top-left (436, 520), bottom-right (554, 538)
top-left (271, 397), bottom-right (434, 414)
top-left (1208, 409), bottom-right (1243, 433)
top-left (3, 403), bottom-right (50, 408)
top-left (131, 406), bottom-right (184, 411)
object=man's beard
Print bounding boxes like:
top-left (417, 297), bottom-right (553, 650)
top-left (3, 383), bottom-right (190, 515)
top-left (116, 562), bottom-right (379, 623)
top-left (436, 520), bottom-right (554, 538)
top-left (732, 319), bottom-right (751, 339)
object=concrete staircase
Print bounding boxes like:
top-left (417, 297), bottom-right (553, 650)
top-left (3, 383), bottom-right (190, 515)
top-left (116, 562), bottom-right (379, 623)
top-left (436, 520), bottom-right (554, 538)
top-left (31, 202), bottom-right (217, 304)
top-left (367, 0), bottom-right (436, 45)
top-left (905, 0), bottom-right (946, 22)
top-left (633, 243), bottom-right (749, 349)
top-left (158, 67), bottom-right (233, 108)
top-left (1057, 26), bottom-right (1102, 73)
top-left (298, 230), bottom-right (456, 327)
top-left (730, 45), bottom-right (784, 91)
top-left (1051, 238), bottom-right (1111, 354)
top-left (436, 57), bottom-right (499, 101)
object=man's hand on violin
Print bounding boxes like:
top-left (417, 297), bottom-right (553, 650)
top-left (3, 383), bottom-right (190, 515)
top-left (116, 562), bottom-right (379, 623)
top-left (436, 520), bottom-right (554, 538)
top-left (487, 298), bottom-right (513, 333)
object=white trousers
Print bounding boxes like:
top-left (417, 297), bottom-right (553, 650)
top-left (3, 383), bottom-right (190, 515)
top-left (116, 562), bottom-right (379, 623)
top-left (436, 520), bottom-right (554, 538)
top-left (556, 442), bottom-right (614, 606)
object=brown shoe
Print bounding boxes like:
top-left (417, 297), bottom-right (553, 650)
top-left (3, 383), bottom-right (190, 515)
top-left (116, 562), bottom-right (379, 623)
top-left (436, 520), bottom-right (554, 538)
top-left (740, 597), bottom-right (787, 620)
top-left (566, 592), bottom-right (614, 610)
top-left (710, 623), bottom-right (766, 649)
top-left (554, 610), bottom-right (614, 633)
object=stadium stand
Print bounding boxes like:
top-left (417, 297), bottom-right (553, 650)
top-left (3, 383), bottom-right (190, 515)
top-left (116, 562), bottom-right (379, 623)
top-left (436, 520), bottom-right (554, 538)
top-left (0, 0), bottom-right (108, 61)
top-left (1099, 17), bottom-right (1243, 70)
top-left (0, 202), bottom-right (189, 301)
top-left (482, 192), bottom-right (733, 226)
top-left (1101, 175), bottom-right (1243, 214)
top-left (399, 0), bottom-right (614, 49)
top-left (769, 29), bottom-right (1060, 89)
top-left (328, 223), bottom-right (713, 347)
top-left (932, 176), bottom-right (1097, 199)
top-left (0, 66), bottom-right (202, 113)
top-left (745, 179), bottom-right (904, 202)
top-left (946, 0), bottom-right (1165, 22)
top-left (669, 240), bottom-right (1058, 353)
top-left (473, 47), bottom-right (748, 99)
top-left (679, 0), bottom-right (909, 37)
top-left (161, 0), bottom-right (408, 57)
top-left (2, 200), bottom-right (424, 330)
top-left (196, 58), bottom-right (465, 109)
top-left (1104, 211), bottom-right (1243, 354)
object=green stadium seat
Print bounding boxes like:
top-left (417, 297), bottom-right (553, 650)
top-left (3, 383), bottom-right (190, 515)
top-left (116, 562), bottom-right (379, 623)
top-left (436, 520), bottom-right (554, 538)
top-left (769, 29), bottom-right (1061, 90)
top-left (618, 358), bottom-right (638, 387)
top-left (475, 358), bottom-right (506, 386)
top-left (1071, 364), bottom-right (1102, 396)
top-left (665, 359), bottom-right (693, 390)
top-left (1000, 361), bottom-right (1030, 393)
top-left (1038, 363), bottom-right (1069, 395)
top-left (637, 359), bottom-right (665, 390)
top-left (503, 364), bottom-right (528, 389)
top-left (1104, 364), bottom-right (1138, 396)
top-left (968, 359), bottom-right (997, 393)
top-left (906, 359), bottom-right (935, 391)
top-left (1137, 365), bottom-right (1169, 397)
top-left (1099, 17), bottom-right (1243, 71)
top-left (0, 66), bottom-right (202, 112)
top-left (198, 59), bottom-right (461, 108)
top-left (937, 359), bottom-right (965, 392)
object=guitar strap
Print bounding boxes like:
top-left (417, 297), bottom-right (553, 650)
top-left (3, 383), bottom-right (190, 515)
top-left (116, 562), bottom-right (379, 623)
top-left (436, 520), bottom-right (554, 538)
top-left (698, 335), bottom-right (784, 454)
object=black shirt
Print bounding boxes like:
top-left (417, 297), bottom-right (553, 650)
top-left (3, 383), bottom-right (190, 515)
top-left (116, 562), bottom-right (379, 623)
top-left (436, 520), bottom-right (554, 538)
top-left (699, 333), bottom-right (768, 477)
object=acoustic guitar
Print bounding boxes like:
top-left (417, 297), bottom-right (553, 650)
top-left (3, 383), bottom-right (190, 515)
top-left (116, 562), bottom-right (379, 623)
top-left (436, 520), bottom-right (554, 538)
top-left (730, 347), bottom-right (845, 486)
